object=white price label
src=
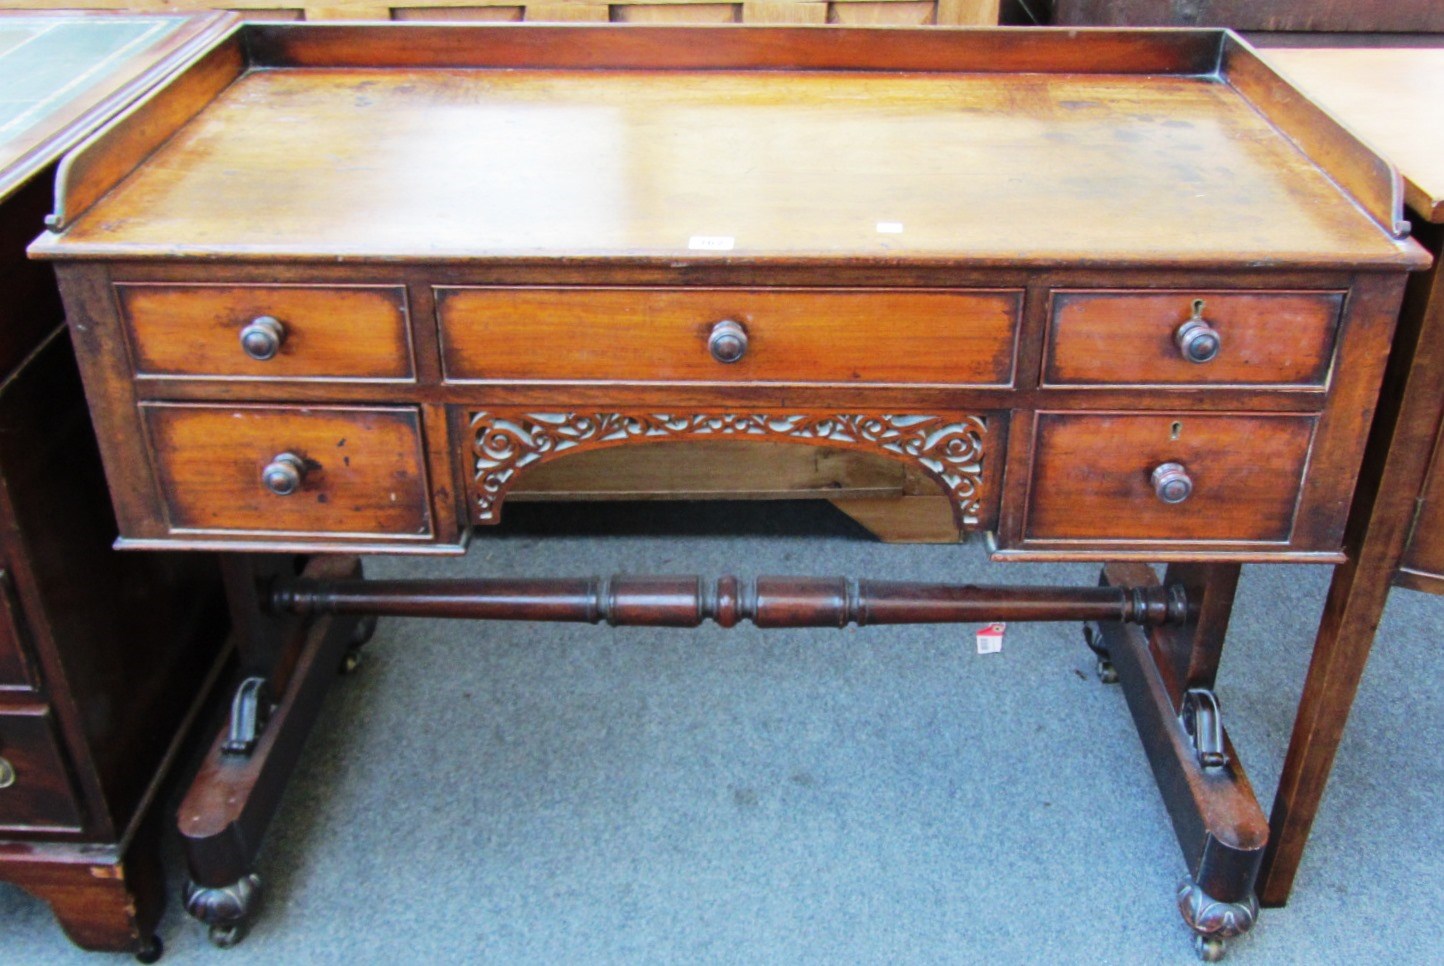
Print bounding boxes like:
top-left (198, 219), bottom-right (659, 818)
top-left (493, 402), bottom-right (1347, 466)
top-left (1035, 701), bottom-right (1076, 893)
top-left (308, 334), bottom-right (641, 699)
top-left (876, 222), bottom-right (905, 234)
top-left (976, 622), bottom-right (1005, 655)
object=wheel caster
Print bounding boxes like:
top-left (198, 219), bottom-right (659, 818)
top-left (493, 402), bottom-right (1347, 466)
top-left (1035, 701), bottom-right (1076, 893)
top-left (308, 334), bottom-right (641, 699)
top-left (135, 934), bottom-right (163, 963)
top-left (339, 615), bottom-right (377, 674)
top-left (350, 614), bottom-right (378, 647)
top-left (1082, 623), bottom-right (1118, 683)
top-left (209, 923), bottom-right (245, 949)
top-left (1195, 934), bottom-right (1226, 962)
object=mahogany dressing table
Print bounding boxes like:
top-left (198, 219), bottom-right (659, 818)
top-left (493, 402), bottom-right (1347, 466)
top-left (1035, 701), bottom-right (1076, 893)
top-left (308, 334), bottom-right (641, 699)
top-left (28, 24), bottom-right (1427, 959)
top-left (0, 11), bottom-right (235, 959)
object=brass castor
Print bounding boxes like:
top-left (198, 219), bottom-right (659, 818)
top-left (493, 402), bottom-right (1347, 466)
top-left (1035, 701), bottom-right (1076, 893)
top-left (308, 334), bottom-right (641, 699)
top-left (135, 934), bottom-right (163, 963)
top-left (1195, 935), bottom-right (1226, 962)
top-left (351, 614), bottom-right (378, 647)
top-left (338, 645), bottom-right (364, 675)
top-left (339, 615), bottom-right (379, 674)
top-left (1082, 623), bottom-right (1119, 683)
top-left (209, 923), bottom-right (245, 949)
top-left (184, 872), bottom-right (261, 949)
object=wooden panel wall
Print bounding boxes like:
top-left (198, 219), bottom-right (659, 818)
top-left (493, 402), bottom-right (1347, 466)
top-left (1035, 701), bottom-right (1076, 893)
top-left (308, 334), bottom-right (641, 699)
top-left (3, 0), bottom-right (1000, 25)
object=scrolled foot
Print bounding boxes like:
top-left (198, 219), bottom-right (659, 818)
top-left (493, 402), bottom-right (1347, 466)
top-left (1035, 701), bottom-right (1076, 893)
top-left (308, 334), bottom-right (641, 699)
top-left (184, 873), bottom-right (261, 948)
top-left (1177, 877), bottom-right (1258, 961)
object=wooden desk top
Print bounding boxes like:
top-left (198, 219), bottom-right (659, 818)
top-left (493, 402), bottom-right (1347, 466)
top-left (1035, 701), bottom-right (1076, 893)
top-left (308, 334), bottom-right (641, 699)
top-left (33, 25), bottom-right (1423, 269)
top-left (1263, 47), bottom-right (1444, 224)
top-left (0, 11), bottom-right (236, 205)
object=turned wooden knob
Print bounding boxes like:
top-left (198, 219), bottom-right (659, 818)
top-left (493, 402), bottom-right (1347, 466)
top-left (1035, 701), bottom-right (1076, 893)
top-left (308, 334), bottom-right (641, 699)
top-left (0, 756), bottom-right (14, 789)
top-left (708, 319), bottom-right (748, 364)
top-left (1152, 462), bottom-right (1193, 504)
top-left (1174, 300), bottom-right (1219, 363)
top-left (240, 315), bottom-right (286, 361)
top-left (262, 453), bottom-right (305, 496)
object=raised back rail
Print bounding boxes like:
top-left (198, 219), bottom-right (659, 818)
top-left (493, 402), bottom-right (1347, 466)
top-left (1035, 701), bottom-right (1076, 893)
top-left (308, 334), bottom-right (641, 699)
top-left (41, 24), bottom-right (1409, 241)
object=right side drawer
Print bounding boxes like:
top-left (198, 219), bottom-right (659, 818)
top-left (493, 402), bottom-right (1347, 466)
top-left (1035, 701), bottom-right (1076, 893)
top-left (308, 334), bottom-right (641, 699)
top-left (1024, 412), bottom-right (1316, 545)
top-left (0, 707), bottom-right (83, 832)
top-left (1044, 290), bottom-right (1344, 388)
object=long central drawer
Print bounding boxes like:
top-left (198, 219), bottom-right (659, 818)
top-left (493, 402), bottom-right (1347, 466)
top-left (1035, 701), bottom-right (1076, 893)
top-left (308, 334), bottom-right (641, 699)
top-left (435, 287), bottom-right (1022, 386)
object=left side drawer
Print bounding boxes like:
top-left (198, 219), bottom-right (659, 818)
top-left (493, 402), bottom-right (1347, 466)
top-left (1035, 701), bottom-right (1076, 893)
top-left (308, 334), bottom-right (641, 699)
top-left (141, 404), bottom-right (433, 539)
top-left (118, 283), bottom-right (414, 381)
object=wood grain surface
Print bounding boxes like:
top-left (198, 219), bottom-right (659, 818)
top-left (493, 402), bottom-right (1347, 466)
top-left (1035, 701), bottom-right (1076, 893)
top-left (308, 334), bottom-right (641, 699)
top-left (1045, 289), bottom-right (1343, 387)
top-left (0, 708), bottom-right (84, 831)
top-left (437, 287), bottom-right (1019, 385)
top-left (1052, 0), bottom-right (1444, 32)
top-left (0, 0), bottom-right (1001, 28)
top-left (40, 64), bottom-right (1414, 266)
top-left (1261, 47), bottom-right (1444, 223)
top-left (141, 403), bottom-right (433, 537)
top-left (120, 282), bottom-right (414, 380)
top-left (1024, 412), bottom-right (1315, 543)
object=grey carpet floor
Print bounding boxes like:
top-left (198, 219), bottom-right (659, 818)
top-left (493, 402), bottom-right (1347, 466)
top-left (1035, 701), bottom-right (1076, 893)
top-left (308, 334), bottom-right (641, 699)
top-left (3, 502), bottom-right (1442, 963)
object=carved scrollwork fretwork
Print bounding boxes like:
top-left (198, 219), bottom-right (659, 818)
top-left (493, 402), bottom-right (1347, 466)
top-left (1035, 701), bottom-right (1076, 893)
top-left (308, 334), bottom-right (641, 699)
top-left (468, 412), bottom-right (987, 527)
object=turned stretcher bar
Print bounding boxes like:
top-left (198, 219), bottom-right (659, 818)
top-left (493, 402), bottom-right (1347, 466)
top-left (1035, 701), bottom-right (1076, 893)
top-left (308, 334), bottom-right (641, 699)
top-left (268, 575), bottom-right (1192, 628)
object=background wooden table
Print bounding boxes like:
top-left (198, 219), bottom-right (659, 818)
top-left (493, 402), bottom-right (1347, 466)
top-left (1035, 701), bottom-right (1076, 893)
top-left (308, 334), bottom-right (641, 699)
top-left (1246, 44), bottom-right (1444, 906)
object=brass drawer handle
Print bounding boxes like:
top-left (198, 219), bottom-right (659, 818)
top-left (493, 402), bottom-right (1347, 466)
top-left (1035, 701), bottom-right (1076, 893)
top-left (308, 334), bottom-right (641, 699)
top-left (708, 319), bottom-right (748, 364)
top-left (262, 453), bottom-right (305, 496)
top-left (0, 756), bottom-right (14, 789)
top-left (1174, 299), bottom-right (1220, 364)
top-left (1152, 462), bottom-right (1193, 504)
top-left (240, 315), bottom-right (286, 361)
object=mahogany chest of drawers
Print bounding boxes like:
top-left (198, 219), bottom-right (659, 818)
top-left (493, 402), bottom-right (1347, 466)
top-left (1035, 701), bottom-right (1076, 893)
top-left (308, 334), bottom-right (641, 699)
top-left (0, 11), bottom-right (234, 958)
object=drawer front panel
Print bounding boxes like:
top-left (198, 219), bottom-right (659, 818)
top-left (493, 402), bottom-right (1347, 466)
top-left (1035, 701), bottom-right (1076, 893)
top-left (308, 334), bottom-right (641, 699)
top-left (1045, 290), bottom-right (1343, 387)
top-left (0, 570), bottom-right (38, 692)
top-left (118, 283), bottom-right (414, 380)
top-left (436, 287), bottom-right (1021, 385)
top-left (0, 708), bottom-right (83, 832)
top-left (1025, 412), bottom-right (1315, 543)
top-left (142, 404), bottom-right (432, 538)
